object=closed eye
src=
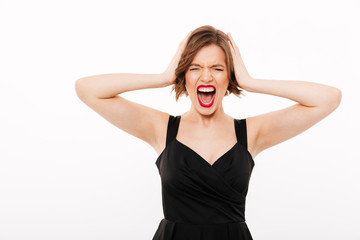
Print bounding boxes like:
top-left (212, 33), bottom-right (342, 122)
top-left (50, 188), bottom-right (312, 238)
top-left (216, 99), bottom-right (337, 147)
top-left (189, 68), bottom-right (223, 71)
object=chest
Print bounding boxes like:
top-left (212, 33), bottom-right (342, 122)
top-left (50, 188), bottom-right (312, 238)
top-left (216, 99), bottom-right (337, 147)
top-left (176, 128), bottom-right (237, 165)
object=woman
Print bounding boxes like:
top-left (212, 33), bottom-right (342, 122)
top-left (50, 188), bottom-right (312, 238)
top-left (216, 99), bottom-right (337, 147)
top-left (75, 25), bottom-right (341, 239)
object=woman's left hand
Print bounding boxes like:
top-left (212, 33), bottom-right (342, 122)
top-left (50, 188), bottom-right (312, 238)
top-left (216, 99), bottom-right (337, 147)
top-left (227, 32), bottom-right (252, 90)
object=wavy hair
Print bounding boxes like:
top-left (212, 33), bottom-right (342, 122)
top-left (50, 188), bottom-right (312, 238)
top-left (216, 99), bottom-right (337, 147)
top-left (171, 25), bottom-right (243, 101)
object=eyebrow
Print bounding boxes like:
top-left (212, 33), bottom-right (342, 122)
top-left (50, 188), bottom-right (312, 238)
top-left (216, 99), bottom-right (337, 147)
top-left (189, 63), bottom-right (225, 68)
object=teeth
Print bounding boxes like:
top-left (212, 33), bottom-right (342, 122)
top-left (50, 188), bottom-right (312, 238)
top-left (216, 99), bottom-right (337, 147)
top-left (198, 87), bottom-right (215, 92)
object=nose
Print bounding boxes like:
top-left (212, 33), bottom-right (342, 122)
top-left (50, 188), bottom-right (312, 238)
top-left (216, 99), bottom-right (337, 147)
top-left (200, 67), bottom-right (213, 82)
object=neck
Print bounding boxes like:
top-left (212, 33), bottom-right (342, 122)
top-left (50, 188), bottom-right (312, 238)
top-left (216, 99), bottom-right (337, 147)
top-left (185, 103), bottom-right (227, 126)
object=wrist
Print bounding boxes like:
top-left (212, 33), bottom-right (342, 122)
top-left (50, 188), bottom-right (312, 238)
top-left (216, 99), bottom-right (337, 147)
top-left (239, 76), bottom-right (256, 92)
top-left (159, 72), bottom-right (173, 87)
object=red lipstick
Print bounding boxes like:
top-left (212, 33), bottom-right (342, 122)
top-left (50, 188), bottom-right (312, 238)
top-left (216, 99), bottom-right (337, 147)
top-left (197, 85), bottom-right (216, 108)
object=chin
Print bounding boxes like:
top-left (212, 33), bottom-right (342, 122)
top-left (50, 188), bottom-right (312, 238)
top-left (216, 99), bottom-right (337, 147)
top-left (196, 104), bottom-right (218, 116)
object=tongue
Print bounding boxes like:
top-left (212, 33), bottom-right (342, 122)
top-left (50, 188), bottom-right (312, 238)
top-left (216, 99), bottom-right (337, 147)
top-left (199, 92), bottom-right (214, 103)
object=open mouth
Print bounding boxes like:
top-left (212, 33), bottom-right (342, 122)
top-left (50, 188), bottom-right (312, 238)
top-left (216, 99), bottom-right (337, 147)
top-left (197, 85), bottom-right (216, 107)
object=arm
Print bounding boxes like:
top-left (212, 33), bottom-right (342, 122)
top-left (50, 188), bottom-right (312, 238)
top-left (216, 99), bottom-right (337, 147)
top-left (75, 73), bottom-right (169, 99)
top-left (242, 78), bottom-right (341, 109)
top-left (243, 78), bottom-right (341, 157)
top-left (75, 73), bottom-right (170, 155)
top-left (227, 32), bottom-right (342, 158)
top-left (75, 31), bottom-right (192, 155)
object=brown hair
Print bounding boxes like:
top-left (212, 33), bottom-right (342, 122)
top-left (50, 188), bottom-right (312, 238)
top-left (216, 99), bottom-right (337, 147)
top-left (171, 25), bottom-right (243, 101)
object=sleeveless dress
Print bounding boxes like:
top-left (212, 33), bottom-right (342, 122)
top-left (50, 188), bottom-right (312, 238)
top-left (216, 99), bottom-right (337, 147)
top-left (153, 115), bottom-right (255, 240)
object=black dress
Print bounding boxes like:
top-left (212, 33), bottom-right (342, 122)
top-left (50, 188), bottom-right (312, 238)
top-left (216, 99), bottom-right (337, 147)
top-left (153, 115), bottom-right (255, 240)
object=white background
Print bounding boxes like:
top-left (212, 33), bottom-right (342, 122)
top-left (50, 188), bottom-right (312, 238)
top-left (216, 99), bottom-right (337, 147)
top-left (0, 0), bottom-right (359, 239)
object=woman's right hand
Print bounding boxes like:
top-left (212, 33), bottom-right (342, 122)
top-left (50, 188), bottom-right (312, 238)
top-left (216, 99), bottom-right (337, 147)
top-left (161, 31), bottom-right (192, 86)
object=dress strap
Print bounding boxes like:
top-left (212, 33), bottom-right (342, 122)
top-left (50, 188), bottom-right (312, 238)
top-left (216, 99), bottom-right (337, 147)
top-left (166, 115), bottom-right (180, 146)
top-left (235, 118), bottom-right (248, 150)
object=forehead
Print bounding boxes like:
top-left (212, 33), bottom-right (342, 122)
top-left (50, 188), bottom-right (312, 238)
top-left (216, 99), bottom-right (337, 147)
top-left (191, 44), bottom-right (226, 64)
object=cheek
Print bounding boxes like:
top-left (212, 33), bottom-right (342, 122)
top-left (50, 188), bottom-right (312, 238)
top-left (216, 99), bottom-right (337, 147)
top-left (212, 70), bottom-right (228, 80)
top-left (186, 71), bottom-right (199, 80)
top-left (218, 74), bottom-right (229, 85)
top-left (185, 73), bottom-right (197, 86)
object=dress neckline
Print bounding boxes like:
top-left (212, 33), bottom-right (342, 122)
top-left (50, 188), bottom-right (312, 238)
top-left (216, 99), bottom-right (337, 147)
top-left (175, 115), bottom-right (238, 167)
top-left (175, 139), bottom-right (238, 167)
top-left (155, 115), bottom-right (256, 169)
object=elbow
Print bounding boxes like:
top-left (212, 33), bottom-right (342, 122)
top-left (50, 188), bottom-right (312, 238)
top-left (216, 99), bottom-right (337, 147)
top-left (75, 78), bottom-right (89, 100)
top-left (327, 87), bottom-right (342, 111)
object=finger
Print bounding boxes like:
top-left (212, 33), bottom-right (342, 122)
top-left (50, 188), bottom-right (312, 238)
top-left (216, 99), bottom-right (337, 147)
top-left (228, 42), bottom-right (238, 66)
top-left (181, 31), bottom-right (192, 45)
top-left (227, 32), bottom-right (234, 47)
top-left (228, 40), bottom-right (235, 56)
top-left (227, 32), bottom-right (234, 44)
top-left (176, 32), bottom-right (191, 57)
top-left (227, 32), bottom-right (240, 53)
top-left (228, 33), bottom-right (239, 55)
top-left (186, 30), bottom-right (192, 38)
top-left (173, 32), bottom-right (192, 62)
